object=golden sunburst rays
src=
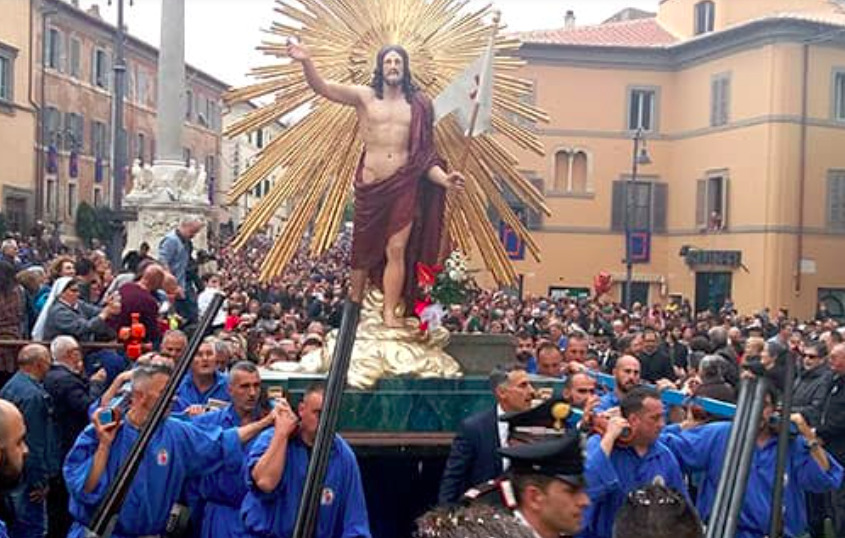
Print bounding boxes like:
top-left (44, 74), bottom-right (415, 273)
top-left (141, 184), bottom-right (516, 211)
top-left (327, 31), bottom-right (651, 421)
top-left (223, 0), bottom-right (551, 285)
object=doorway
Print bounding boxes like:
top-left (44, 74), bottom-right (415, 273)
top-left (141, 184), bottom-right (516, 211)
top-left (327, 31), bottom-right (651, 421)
top-left (4, 196), bottom-right (27, 233)
top-left (695, 272), bottom-right (733, 313)
top-left (620, 282), bottom-right (649, 307)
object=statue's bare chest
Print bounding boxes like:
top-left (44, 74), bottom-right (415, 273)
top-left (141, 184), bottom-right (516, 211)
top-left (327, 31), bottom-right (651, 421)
top-left (365, 100), bottom-right (412, 131)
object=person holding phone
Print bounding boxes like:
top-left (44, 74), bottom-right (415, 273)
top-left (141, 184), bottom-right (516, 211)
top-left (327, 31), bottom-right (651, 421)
top-left (242, 382), bottom-right (370, 538)
top-left (62, 363), bottom-right (275, 538)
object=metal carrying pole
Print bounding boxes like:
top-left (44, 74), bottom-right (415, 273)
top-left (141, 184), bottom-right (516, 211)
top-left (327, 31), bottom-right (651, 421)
top-left (723, 378), bottom-right (769, 538)
top-left (769, 353), bottom-right (797, 537)
top-left (85, 293), bottom-right (224, 537)
top-left (292, 300), bottom-right (361, 538)
top-left (706, 376), bottom-right (754, 538)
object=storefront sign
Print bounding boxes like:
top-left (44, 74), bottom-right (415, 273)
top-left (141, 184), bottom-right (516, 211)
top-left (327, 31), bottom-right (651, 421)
top-left (685, 250), bottom-right (742, 268)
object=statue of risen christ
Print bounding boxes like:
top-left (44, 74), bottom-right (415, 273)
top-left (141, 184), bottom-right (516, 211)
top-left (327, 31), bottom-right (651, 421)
top-left (287, 41), bottom-right (466, 328)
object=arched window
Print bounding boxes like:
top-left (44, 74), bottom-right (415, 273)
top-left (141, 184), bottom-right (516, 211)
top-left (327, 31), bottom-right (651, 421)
top-left (553, 148), bottom-right (592, 193)
top-left (571, 151), bottom-right (588, 193)
top-left (554, 150), bottom-right (571, 192)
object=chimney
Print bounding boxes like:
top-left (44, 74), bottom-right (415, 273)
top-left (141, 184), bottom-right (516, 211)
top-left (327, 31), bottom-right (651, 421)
top-left (69, 0), bottom-right (80, 7)
top-left (564, 10), bottom-right (576, 30)
top-left (87, 3), bottom-right (102, 19)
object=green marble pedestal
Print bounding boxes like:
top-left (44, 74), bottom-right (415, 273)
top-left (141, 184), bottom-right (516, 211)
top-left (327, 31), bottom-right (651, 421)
top-left (261, 373), bottom-right (563, 448)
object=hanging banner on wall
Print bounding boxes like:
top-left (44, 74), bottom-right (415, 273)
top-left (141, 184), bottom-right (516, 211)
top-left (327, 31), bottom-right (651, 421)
top-left (627, 230), bottom-right (651, 264)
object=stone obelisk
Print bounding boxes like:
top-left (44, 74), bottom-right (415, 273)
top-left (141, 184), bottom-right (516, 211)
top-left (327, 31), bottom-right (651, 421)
top-left (155, 0), bottom-right (185, 165)
top-left (125, 0), bottom-right (209, 254)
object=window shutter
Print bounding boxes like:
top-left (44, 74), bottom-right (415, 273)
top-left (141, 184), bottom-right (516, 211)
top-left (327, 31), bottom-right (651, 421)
top-left (90, 48), bottom-right (97, 86)
top-left (633, 183), bottom-right (651, 229)
top-left (105, 52), bottom-right (112, 91)
top-left (710, 79), bottom-right (719, 126)
top-left (653, 182), bottom-right (667, 233)
top-left (708, 2), bottom-right (715, 32)
top-left (55, 31), bottom-right (60, 69)
top-left (0, 58), bottom-right (8, 99)
top-left (44, 30), bottom-right (51, 66)
top-left (63, 113), bottom-right (71, 150)
top-left (721, 177), bottom-right (729, 229)
top-left (827, 175), bottom-right (836, 229)
top-left (611, 181), bottom-right (626, 231)
top-left (643, 92), bottom-right (653, 131)
top-left (127, 64), bottom-right (134, 101)
top-left (696, 179), bottom-right (707, 229)
top-left (56, 32), bottom-right (65, 73)
top-left (527, 176), bottom-right (544, 230)
top-left (711, 77), bottom-right (729, 126)
top-left (70, 38), bottom-right (80, 78)
top-left (105, 123), bottom-right (112, 160)
top-left (837, 74), bottom-right (845, 121)
top-left (76, 114), bottom-right (85, 153)
top-left (829, 173), bottom-right (845, 230)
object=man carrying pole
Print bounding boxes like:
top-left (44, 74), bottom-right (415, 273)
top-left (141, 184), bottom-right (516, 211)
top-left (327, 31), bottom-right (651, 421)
top-left (63, 363), bottom-right (275, 538)
top-left (661, 383), bottom-right (842, 538)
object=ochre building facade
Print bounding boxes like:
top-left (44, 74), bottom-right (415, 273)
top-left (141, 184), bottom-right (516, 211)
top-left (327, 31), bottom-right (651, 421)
top-left (500, 0), bottom-right (845, 318)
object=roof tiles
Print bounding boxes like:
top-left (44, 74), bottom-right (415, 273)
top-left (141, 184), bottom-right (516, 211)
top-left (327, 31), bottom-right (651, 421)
top-left (518, 18), bottom-right (679, 48)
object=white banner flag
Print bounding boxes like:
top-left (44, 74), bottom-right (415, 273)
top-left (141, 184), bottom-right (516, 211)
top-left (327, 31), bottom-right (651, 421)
top-left (433, 40), bottom-right (494, 137)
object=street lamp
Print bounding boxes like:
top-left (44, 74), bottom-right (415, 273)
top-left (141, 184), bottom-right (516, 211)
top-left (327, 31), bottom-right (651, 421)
top-left (107, 0), bottom-right (134, 269)
top-left (624, 127), bottom-right (652, 310)
top-left (37, 5), bottom-right (59, 223)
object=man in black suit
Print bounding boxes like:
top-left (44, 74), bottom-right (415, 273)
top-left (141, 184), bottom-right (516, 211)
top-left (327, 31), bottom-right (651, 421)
top-left (43, 335), bottom-right (107, 538)
top-left (818, 343), bottom-right (845, 538)
top-left (438, 364), bottom-right (535, 504)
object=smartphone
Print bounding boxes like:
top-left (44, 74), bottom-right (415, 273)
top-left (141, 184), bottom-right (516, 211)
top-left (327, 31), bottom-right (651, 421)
top-left (259, 386), bottom-right (286, 412)
top-left (206, 398), bottom-right (228, 411)
top-left (98, 408), bottom-right (117, 427)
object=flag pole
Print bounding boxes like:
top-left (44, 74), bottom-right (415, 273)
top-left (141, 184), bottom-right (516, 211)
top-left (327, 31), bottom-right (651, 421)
top-left (458, 10), bottom-right (500, 168)
top-left (441, 11), bottom-right (500, 258)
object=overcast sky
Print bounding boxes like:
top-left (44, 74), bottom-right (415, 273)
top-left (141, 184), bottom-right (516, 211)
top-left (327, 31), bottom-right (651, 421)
top-left (82, 0), bottom-right (659, 87)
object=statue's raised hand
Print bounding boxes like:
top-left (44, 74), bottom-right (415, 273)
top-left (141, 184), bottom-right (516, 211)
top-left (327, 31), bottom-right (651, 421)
top-left (286, 38), bottom-right (309, 62)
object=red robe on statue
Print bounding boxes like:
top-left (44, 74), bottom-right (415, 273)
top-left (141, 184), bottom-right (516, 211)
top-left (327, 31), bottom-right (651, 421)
top-left (350, 91), bottom-right (446, 312)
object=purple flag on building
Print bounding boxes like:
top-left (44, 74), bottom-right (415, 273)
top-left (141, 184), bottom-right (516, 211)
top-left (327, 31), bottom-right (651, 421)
top-left (69, 151), bottom-right (79, 178)
top-left (47, 145), bottom-right (58, 174)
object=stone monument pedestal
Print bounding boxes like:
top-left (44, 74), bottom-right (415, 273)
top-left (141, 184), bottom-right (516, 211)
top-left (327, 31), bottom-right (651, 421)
top-left (123, 202), bottom-right (209, 257)
top-left (123, 159), bottom-right (211, 256)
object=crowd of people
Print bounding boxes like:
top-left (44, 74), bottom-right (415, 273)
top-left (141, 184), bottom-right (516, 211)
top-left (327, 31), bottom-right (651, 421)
top-left (0, 217), bottom-right (842, 538)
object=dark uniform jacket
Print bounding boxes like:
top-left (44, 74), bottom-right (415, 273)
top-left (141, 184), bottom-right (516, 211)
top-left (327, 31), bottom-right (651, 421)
top-left (793, 365), bottom-right (832, 428)
top-left (438, 408), bottom-right (503, 504)
top-left (637, 347), bottom-right (674, 383)
top-left (0, 372), bottom-right (60, 488)
top-left (44, 364), bottom-right (106, 457)
top-left (819, 373), bottom-right (845, 462)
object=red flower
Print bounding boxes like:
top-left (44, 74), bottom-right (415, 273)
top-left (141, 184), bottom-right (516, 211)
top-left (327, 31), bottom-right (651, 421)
top-left (416, 263), bottom-right (442, 288)
top-left (414, 298), bottom-right (432, 318)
